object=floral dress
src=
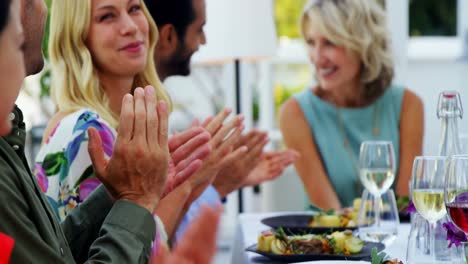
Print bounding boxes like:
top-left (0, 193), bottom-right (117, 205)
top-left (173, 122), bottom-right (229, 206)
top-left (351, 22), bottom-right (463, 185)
top-left (34, 110), bottom-right (116, 220)
top-left (34, 109), bottom-right (168, 244)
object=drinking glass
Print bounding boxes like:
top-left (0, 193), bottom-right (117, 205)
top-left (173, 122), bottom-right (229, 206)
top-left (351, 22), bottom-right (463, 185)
top-left (411, 156), bottom-right (448, 262)
top-left (359, 141), bottom-right (396, 228)
top-left (444, 155), bottom-right (468, 263)
top-left (459, 133), bottom-right (468, 154)
top-left (406, 212), bottom-right (432, 264)
top-left (357, 189), bottom-right (399, 246)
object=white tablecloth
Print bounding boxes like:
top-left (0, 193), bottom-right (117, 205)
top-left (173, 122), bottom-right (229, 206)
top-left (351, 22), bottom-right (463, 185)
top-left (231, 212), bottom-right (411, 264)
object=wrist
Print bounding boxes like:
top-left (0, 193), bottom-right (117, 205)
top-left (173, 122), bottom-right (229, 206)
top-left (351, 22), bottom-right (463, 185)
top-left (122, 195), bottom-right (160, 213)
top-left (179, 181), bottom-right (193, 198)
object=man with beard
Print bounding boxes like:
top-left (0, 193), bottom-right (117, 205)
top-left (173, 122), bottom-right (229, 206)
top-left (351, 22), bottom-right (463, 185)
top-left (146, 0), bottom-right (299, 239)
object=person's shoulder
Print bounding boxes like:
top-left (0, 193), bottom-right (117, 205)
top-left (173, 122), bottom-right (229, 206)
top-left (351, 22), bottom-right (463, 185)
top-left (42, 109), bottom-right (88, 143)
top-left (401, 88), bottom-right (424, 109)
top-left (279, 97), bottom-right (303, 121)
top-left (383, 85), bottom-right (423, 108)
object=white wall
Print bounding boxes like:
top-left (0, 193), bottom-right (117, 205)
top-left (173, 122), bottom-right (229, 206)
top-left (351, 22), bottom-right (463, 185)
top-left (406, 61), bottom-right (468, 155)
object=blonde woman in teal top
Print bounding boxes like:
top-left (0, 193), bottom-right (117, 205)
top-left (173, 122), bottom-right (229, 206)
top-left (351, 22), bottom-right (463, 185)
top-left (279, 0), bottom-right (424, 210)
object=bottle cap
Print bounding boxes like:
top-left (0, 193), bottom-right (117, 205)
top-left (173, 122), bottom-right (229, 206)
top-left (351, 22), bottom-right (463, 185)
top-left (437, 91), bottom-right (463, 119)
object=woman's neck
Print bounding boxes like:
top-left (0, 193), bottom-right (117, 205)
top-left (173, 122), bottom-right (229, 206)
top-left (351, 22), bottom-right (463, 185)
top-left (316, 82), bottom-right (365, 108)
top-left (98, 72), bottom-right (134, 115)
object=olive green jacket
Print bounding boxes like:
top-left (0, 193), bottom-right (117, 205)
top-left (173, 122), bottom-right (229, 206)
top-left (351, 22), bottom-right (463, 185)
top-left (0, 107), bottom-right (156, 263)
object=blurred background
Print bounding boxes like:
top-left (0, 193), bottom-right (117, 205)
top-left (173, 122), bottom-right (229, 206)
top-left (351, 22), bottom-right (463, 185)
top-left (16, 0), bottom-right (468, 262)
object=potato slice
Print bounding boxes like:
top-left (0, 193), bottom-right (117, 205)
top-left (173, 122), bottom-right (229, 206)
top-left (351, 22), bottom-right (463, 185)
top-left (344, 237), bottom-right (364, 254)
top-left (257, 234), bottom-right (275, 252)
top-left (317, 215), bottom-right (341, 227)
top-left (270, 238), bottom-right (287, 254)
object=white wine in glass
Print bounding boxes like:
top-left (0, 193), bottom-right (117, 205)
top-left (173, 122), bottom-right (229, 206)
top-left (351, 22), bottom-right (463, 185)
top-left (412, 189), bottom-right (446, 223)
top-left (411, 156), bottom-right (448, 263)
top-left (360, 168), bottom-right (395, 196)
top-left (359, 141), bottom-right (396, 230)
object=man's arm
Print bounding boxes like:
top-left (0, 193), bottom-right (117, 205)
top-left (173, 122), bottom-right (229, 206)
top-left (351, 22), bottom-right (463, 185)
top-left (85, 200), bottom-right (156, 263)
top-left (0, 155), bottom-right (157, 264)
top-left (0, 156), bottom-right (66, 263)
top-left (61, 185), bottom-right (113, 264)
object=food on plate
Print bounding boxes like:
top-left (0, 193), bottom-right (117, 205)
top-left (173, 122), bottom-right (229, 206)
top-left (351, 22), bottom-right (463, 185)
top-left (308, 198), bottom-right (383, 228)
top-left (257, 228), bottom-right (364, 255)
top-left (309, 207), bottom-right (359, 228)
top-left (257, 230), bottom-right (275, 252)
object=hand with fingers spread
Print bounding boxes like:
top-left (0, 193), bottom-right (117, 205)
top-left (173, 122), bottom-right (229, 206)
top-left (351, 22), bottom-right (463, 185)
top-left (162, 127), bottom-right (211, 197)
top-left (150, 206), bottom-right (221, 264)
top-left (185, 108), bottom-right (247, 203)
top-left (212, 130), bottom-right (269, 198)
top-left (88, 86), bottom-right (169, 213)
top-left (242, 149), bottom-right (300, 187)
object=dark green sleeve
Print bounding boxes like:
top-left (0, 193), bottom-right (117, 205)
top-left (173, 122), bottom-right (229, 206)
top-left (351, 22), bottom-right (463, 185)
top-left (84, 200), bottom-right (157, 264)
top-left (0, 154), bottom-right (155, 263)
top-left (0, 159), bottom-right (66, 263)
top-left (61, 185), bottom-right (113, 263)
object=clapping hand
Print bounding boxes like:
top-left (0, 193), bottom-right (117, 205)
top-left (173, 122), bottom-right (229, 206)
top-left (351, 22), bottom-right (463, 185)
top-left (212, 130), bottom-right (269, 198)
top-left (88, 86), bottom-right (169, 213)
top-left (185, 108), bottom-right (247, 204)
top-left (242, 150), bottom-right (299, 187)
top-left (163, 127), bottom-right (212, 197)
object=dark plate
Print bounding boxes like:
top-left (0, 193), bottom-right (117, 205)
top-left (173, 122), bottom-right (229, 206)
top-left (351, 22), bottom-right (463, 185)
top-left (398, 212), bottom-right (411, 223)
top-left (246, 241), bottom-right (385, 263)
top-left (261, 214), bottom-right (357, 235)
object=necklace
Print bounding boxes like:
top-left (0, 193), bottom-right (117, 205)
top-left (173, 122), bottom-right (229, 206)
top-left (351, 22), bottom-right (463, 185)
top-left (336, 103), bottom-right (380, 195)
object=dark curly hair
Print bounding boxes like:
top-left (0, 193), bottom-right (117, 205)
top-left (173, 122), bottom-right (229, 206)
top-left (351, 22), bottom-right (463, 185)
top-left (0, 0), bottom-right (12, 34)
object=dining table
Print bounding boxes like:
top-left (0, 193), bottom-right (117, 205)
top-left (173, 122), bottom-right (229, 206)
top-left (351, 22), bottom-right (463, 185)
top-left (231, 212), bottom-right (411, 264)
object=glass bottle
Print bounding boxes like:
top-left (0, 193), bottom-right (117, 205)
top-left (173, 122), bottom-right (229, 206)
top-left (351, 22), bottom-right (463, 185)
top-left (407, 91), bottom-right (464, 264)
top-left (435, 91), bottom-right (463, 262)
top-left (437, 91), bottom-right (463, 157)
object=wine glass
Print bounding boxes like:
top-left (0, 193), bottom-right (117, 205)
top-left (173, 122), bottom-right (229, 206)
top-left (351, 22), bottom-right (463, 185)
top-left (406, 212), bottom-right (431, 263)
top-left (357, 189), bottom-right (399, 246)
top-left (444, 155), bottom-right (468, 263)
top-left (359, 141), bottom-right (396, 228)
top-left (411, 156), bottom-right (448, 262)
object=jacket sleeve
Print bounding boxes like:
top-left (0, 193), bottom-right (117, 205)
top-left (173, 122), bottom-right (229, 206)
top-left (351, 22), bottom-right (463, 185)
top-left (63, 186), bottom-right (157, 264)
top-left (61, 185), bottom-right (113, 263)
top-left (0, 157), bottom-right (66, 263)
top-left (84, 200), bottom-right (157, 264)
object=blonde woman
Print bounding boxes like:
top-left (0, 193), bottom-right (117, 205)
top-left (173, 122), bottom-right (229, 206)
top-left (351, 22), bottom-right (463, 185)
top-left (279, 0), bottom-right (424, 210)
top-left (34, 0), bottom-right (244, 242)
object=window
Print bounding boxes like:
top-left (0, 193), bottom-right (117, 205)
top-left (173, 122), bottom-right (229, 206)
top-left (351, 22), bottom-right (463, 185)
top-left (404, 0), bottom-right (467, 60)
top-left (409, 0), bottom-right (457, 37)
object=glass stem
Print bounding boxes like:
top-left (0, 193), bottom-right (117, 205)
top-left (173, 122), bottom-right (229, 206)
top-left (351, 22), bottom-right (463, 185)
top-left (463, 241), bottom-right (468, 264)
top-left (374, 195), bottom-right (381, 227)
top-left (429, 222), bottom-right (437, 260)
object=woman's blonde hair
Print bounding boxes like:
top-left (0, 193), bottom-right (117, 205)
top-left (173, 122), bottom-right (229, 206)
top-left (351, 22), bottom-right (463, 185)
top-left (301, 0), bottom-right (394, 102)
top-left (49, 0), bottom-right (171, 128)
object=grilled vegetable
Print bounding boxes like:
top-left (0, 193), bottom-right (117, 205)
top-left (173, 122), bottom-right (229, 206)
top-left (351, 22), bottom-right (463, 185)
top-left (344, 237), bottom-right (364, 254)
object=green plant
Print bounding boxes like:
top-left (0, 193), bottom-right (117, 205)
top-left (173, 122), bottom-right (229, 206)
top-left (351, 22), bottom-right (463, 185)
top-left (274, 0), bottom-right (306, 39)
top-left (39, 0), bottom-right (52, 99)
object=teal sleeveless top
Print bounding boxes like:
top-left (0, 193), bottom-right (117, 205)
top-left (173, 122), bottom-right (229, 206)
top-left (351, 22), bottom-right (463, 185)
top-left (294, 86), bottom-right (405, 207)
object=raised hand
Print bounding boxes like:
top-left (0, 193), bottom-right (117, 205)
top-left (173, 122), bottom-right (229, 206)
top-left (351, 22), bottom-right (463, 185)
top-left (212, 130), bottom-right (269, 198)
top-left (163, 127), bottom-right (211, 196)
top-left (150, 205), bottom-right (221, 264)
top-left (242, 149), bottom-right (299, 187)
top-left (185, 108), bottom-right (246, 203)
top-left (88, 86), bottom-right (169, 213)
